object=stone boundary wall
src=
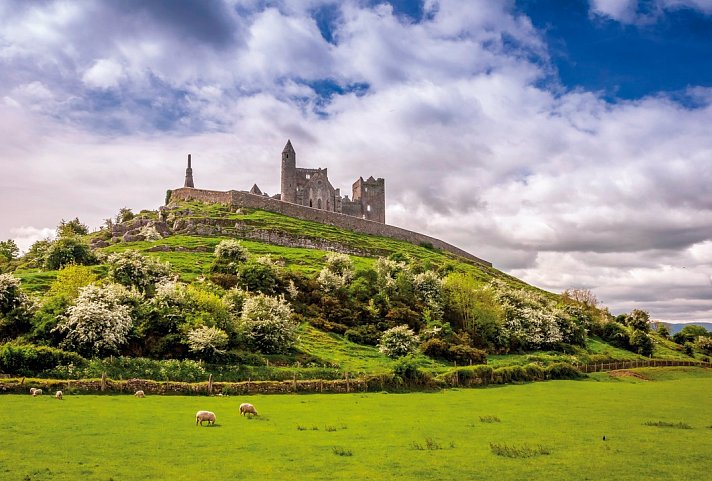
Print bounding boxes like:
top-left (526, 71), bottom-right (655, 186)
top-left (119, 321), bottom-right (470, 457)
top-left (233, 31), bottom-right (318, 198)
top-left (169, 187), bottom-right (491, 266)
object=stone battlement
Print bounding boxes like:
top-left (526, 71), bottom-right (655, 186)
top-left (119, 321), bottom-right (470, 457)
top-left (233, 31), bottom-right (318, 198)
top-left (167, 187), bottom-right (491, 266)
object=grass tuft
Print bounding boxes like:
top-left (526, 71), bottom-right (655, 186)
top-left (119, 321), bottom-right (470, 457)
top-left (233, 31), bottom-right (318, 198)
top-left (489, 442), bottom-right (551, 458)
top-left (643, 421), bottom-right (692, 429)
top-left (332, 447), bottom-right (353, 457)
top-left (480, 415), bottom-right (501, 423)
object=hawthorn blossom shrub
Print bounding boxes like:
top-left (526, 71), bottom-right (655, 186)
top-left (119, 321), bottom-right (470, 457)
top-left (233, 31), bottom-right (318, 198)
top-left (0, 273), bottom-right (23, 314)
top-left (186, 325), bottom-right (229, 360)
top-left (375, 257), bottom-right (407, 289)
top-left (413, 271), bottom-right (444, 321)
top-left (378, 325), bottom-right (420, 358)
top-left (54, 284), bottom-right (135, 357)
top-left (318, 253), bottom-right (354, 293)
top-left (493, 283), bottom-right (583, 351)
top-left (107, 249), bottom-right (172, 295)
top-left (696, 336), bottom-right (712, 355)
top-left (239, 294), bottom-right (296, 354)
top-left (211, 239), bottom-right (249, 274)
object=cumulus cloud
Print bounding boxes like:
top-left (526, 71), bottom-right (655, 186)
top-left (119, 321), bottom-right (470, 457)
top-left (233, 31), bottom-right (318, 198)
top-left (0, 0), bottom-right (711, 322)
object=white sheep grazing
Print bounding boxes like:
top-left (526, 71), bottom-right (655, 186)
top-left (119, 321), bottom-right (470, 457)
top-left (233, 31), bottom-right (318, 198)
top-left (239, 403), bottom-right (258, 416)
top-left (134, 390), bottom-right (145, 398)
top-left (196, 410), bottom-right (216, 426)
top-left (29, 388), bottom-right (37, 395)
top-left (32, 388), bottom-right (43, 397)
top-left (55, 391), bottom-right (63, 400)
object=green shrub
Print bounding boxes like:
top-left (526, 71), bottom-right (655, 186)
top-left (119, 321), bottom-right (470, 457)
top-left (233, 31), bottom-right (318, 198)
top-left (44, 237), bottom-right (96, 270)
top-left (546, 362), bottom-right (583, 380)
top-left (344, 325), bottom-right (380, 346)
top-left (0, 343), bottom-right (86, 376)
top-left (447, 344), bottom-right (487, 365)
top-left (77, 357), bottom-right (207, 382)
top-left (629, 330), bottom-right (653, 357)
top-left (392, 355), bottom-right (432, 386)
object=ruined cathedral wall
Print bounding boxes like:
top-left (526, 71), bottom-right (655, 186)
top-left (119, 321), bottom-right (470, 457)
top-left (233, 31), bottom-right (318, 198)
top-left (169, 188), bottom-right (491, 266)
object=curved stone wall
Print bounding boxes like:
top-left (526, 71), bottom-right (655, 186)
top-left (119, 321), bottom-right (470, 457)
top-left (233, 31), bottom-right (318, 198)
top-left (168, 187), bottom-right (491, 266)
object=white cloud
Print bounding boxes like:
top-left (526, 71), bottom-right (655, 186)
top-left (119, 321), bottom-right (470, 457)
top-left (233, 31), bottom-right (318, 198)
top-left (82, 59), bottom-right (125, 89)
top-left (9, 226), bottom-right (55, 254)
top-left (589, 0), bottom-right (712, 23)
top-left (0, 0), bottom-right (710, 323)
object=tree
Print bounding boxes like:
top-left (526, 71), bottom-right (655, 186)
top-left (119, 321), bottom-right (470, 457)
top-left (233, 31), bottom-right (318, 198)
top-left (57, 218), bottom-right (89, 237)
top-left (211, 239), bottom-right (249, 275)
top-left (673, 325), bottom-right (709, 345)
top-left (629, 330), bottom-right (653, 357)
top-left (378, 325), bottom-right (420, 358)
top-left (53, 284), bottom-right (135, 357)
top-left (0, 240), bottom-right (19, 261)
top-left (656, 323), bottom-right (671, 339)
top-left (44, 236), bottom-right (96, 270)
top-left (561, 288), bottom-right (598, 308)
top-left (23, 238), bottom-right (53, 268)
top-left (624, 309), bottom-right (651, 332)
top-left (239, 294), bottom-right (297, 354)
top-left (116, 207), bottom-right (135, 224)
top-left (107, 249), bottom-right (172, 295)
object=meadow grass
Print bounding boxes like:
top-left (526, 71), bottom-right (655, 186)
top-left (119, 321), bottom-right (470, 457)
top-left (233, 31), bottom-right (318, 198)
top-left (1, 368), bottom-right (710, 481)
top-left (296, 324), bottom-right (450, 374)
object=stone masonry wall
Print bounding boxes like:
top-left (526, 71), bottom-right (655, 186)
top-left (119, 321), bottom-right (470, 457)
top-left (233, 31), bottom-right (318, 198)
top-left (168, 187), bottom-right (491, 266)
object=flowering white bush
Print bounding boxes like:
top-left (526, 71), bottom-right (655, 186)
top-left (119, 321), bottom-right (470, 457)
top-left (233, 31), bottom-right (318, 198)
top-left (0, 273), bottom-right (23, 314)
top-left (186, 325), bottom-right (229, 358)
top-left (696, 336), bottom-right (712, 355)
top-left (138, 224), bottom-right (162, 241)
top-left (239, 294), bottom-right (296, 354)
top-left (318, 253), bottom-right (354, 293)
top-left (54, 284), bottom-right (134, 356)
top-left (378, 325), bottom-right (420, 358)
top-left (375, 257), bottom-right (407, 288)
top-left (212, 240), bottom-right (248, 275)
top-left (154, 280), bottom-right (190, 308)
top-left (107, 249), bottom-right (172, 295)
top-left (493, 283), bottom-right (570, 350)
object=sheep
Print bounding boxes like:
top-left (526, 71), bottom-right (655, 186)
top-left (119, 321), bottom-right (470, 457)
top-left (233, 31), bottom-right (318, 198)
top-left (239, 403), bottom-right (258, 416)
top-left (32, 388), bottom-right (43, 397)
top-left (134, 390), bottom-right (145, 398)
top-left (196, 410), bottom-right (216, 426)
top-left (55, 391), bottom-right (63, 400)
top-left (29, 388), bottom-right (37, 395)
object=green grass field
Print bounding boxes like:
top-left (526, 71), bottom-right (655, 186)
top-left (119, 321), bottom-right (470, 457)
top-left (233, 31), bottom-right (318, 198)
top-left (2, 368), bottom-right (710, 481)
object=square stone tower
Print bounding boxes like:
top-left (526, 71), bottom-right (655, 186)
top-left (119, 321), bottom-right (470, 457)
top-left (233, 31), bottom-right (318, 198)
top-left (352, 176), bottom-right (385, 223)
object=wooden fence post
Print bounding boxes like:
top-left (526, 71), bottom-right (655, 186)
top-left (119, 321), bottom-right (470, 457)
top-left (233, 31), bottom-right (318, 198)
top-left (208, 374), bottom-right (213, 395)
top-left (345, 372), bottom-right (350, 393)
top-left (101, 372), bottom-right (106, 392)
top-left (293, 372), bottom-right (297, 392)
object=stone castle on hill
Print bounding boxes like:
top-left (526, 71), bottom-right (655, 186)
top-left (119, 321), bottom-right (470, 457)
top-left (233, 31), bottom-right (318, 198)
top-left (183, 140), bottom-right (385, 223)
top-left (169, 141), bottom-right (490, 266)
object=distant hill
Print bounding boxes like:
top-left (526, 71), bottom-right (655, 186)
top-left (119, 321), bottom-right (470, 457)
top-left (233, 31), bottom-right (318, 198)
top-left (664, 322), bottom-right (712, 334)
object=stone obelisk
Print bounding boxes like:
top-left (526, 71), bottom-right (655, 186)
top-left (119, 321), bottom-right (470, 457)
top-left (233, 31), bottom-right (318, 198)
top-left (184, 154), bottom-right (194, 188)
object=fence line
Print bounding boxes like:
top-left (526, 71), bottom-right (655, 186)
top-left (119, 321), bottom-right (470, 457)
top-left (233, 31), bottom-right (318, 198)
top-left (575, 359), bottom-right (711, 373)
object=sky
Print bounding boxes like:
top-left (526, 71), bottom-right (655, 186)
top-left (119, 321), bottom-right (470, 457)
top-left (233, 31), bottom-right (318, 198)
top-left (1, 0), bottom-right (711, 323)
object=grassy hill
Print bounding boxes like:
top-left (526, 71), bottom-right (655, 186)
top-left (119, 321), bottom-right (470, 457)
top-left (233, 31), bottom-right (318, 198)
top-left (3, 200), bottom-right (709, 382)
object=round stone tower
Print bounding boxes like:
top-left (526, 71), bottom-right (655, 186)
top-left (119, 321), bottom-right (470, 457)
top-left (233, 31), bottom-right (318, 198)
top-left (280, 140), bottom-right (296, 203)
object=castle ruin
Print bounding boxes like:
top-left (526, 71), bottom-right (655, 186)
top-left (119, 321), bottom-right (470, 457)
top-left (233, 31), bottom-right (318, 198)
top-left (279, 140), bottom-right (386, 223)
top-left (169, 141), bottom-right (490, 266)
